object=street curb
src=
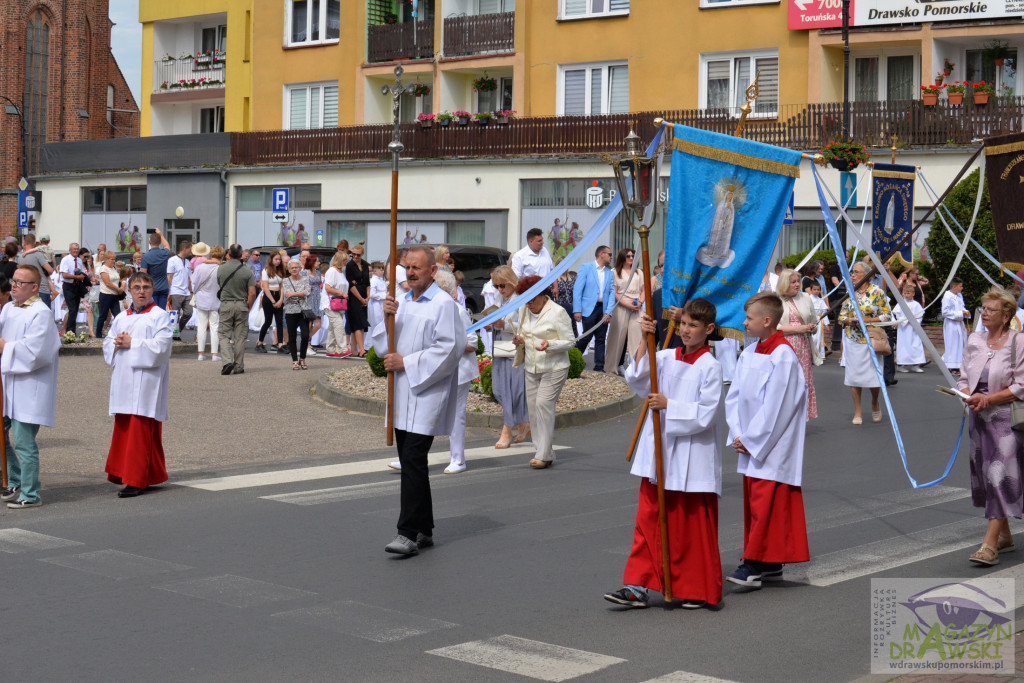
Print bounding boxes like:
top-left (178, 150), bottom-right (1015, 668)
top-left (59, 343), bottom-right (199, 357)
top-left (314, 373), bottom-right (642, 429)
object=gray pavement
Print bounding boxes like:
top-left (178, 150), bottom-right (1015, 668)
top-left (2, 346), bottom-right (1020, 682)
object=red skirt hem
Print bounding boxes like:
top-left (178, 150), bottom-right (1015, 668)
top-left (104, 413), bottom-right (168, 489)
top-left (742, 475), bottom-right (810, 563)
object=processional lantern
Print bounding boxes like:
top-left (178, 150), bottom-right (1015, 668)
top-left (605, 128), bottom-right (659, 236)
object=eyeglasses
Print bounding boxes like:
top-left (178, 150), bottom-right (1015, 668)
top-left (626, 254), bottom-right (635, 258)
top-left (11, 280), bottom-right (36, 287)
top-left (981, 307), bottom-right (1004, 315)
top-left (495, 283), bottom-right (511, 289)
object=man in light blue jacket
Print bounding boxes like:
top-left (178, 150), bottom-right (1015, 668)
top-left (573, 245), bottom-right (615, 372)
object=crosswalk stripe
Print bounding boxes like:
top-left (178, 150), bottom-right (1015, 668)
top-left (978, 561), bottom-right (1024, 610)
top-left (177, 444), bottom-right (567, 491)
top-left (427, 635), bottom-right (626, 682)
top-left (787, 519), bottom-right (1024, 587)
top-left (0, 529), bottom-right (83, 553)
top-left (640, 673), bottom-right (741, 683)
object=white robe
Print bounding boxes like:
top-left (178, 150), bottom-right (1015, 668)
top-left (625, 349), bottom-right (723, 494)
top-left (810, 295), bottom-right (829, 364)
top-left (894, 300), bottom-right (926, 366)
top-left (941, 291), bottom-right (967, 369)
top-left (455, 305), bottom-right (480, 388)
top-left (713, 337), bottom-right (739, 383)
top-left (479, 279), bottom-right (498, 352)
top-left (369, 282), bottom-right (464, 436)
top-left (103, 305), bottom-right (173, 421)
top-left (368, 274), bottom-right (387, 330)
top-left (726, 342), bottom-right (808, 487)
top-left (0, 301), bottom-right (60, 427)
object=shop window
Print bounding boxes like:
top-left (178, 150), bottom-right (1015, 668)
top-left (107, 187), bottom-right (130, 212)
top-left (326, 220), bottom-right (366, 247)
top-left (447, 221), bottom-right (485, 245)
top-left (129, 187), bottom-right (147, 212)
top-left (237, 186), bottom-right (266, 210)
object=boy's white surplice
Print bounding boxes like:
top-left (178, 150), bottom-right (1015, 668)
top-left (941, 290), bottom-right (967, 369)
top-left (368, 273), bottom-right (387, 329)
top-left (725, 343), bottom-right (808, 487)
top-left (0, 301), bottom-right (60, 427)
top-left (894, 300), bottom-right (926, 366)
top-left (625, 349), bottom-right (723, 493)
top-left (103, 305), bottom-right (173, 421)
top-left (369, 282), bottom-right (464, 436)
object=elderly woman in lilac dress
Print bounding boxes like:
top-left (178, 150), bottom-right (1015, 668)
top-left (958, 287), bottom-right (1024, 567)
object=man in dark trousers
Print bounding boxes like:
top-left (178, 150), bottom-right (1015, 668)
top-left (573, 245), bottom-right (615, 371)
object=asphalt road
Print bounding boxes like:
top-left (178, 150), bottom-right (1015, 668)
top-left (0, 349), bottom-right (1015, 683)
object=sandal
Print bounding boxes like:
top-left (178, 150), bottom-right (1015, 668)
top-left (513, 428), bottom-right (532, 444)
top-left (871, 409), bottom-right (882, 423)
top-left (969, 543), bottom-right (999, 566)
top-left (495, 439), bottom-right (512, 449)
top-left (852, 416), bottom-right (863, 425)
top-left (299, 360), bottom-right (308, 370)
top-left (529, 459), bottom-right (552, 469)
top-left (998, 535), bottom-right (1015, 553)
top-left (292, 361), bottom-right (301, 371)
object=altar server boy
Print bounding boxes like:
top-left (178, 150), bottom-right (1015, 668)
top-left (368, 261), bottom-right (387, 329)
top-left (895, 283), bottom-right (926, 372)
top-left (605, 298), bottom-right (724, 609)
top-left (804, 278), bottom-right (829, 363)
top-left (103, 272), bottom-right (173, 498)
top-left (725, 292), bottom-right (809, 589)
top-left (941, 278), bottom-right (969, 374)
top-left (0, 265), bottom-right (60, 508)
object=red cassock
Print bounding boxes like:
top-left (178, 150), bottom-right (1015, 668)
top-left (623, 479), bottom-right (722, 604)
top-left (742, 475), bottom-right (810, 564)
top-left (105, 414), bottom-right (167, 489)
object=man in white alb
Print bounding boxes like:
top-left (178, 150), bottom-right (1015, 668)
top-left (510, 228), bottom-right (553, 279)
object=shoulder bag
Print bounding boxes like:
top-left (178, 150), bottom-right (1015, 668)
top-left (867, 326), bottom-right (891, 355)
top-left (289, 278), bottom-right (317, 321)
top-left (1010, 333), bottom-right (1024, 432)
top-left (217, 262), bottom-right (247, 301)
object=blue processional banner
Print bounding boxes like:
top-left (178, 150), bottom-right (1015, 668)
top-left (871, 163), bottom-right (916, 265)
top-left (662, 125), bottom-right (803, 339)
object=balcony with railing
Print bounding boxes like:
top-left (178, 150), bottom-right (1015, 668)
top-left (367, 21), bottom-right (434, 63)
top-left (443, 11), bottom-right (514, 57)
top-left (153, 51), bottom-right (226, 95)
top-left (230, 99), bottom-right (1023, 166)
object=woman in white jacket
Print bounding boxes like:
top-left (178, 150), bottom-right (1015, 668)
top-left (512, 275), bottom-right (576, 469)
top-left (776, 268), bottom-right (819, 419)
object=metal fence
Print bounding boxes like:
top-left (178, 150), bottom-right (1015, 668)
top-left (154, 54), bottom-right (227, 93)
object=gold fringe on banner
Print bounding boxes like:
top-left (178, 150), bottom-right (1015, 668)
top-left (985, 141), bottom-right (1024, 157)
top-left (672, 139), bottom-right (801, 178)
top-left (872, 169), bottom-right (916, 181)
top-left (1004, 260), bottom-right (1024, 272)
top-left (717, 327), bottom-right (745, 342)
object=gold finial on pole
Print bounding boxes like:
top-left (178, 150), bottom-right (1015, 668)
top-left (891, 134), bottom-right (898, 164)
top-left (734, 73), bottom-right (760, 137)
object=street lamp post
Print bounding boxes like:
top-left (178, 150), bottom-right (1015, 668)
top-left (380, 65), bottom-right (416, 447)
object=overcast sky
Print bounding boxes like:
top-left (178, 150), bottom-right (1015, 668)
top-left (109, 0), bottom-right (142, 105)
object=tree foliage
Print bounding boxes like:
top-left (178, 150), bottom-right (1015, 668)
top-left (927, 168), bottom-right (1010, 312)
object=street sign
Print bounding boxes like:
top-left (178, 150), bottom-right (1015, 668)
top-left (272, 188), bottom-right (290, 212)
top-left (18, 211), bottom-right (27, 229)
top-left (783, 191), bottom-right (795, 225)
top-left (272, 212), bottom-right (289, 223)
top-left (840, 171), bottom-right (858, 209)
top-left (315, 229), bottom-right (325, 245)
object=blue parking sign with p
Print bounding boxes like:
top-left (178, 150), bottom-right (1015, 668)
top-left (272, 188), bottom-right (290, 212)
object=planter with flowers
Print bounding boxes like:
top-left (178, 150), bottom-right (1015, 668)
top-left (472, 76), bottom-right (497, 93)
top-left (436, 111), bottom-right (454, 127)
top-left (973, 81), bottom-right (994, 104)
top-left (382, 11), bottom-right (398, 24)
top-left (474, 112), bottom-right (493, 126)
top-left (946, 81), bottom-right (966, 105)
top-left (999, 84), bottom-right (1015, 102)
top-left (934, 72), bottom-right (945, 86)
top-left (920, 83), bottom-right (944, 105)
top-left (494, 109), bottom-right (516, 125)
top-left (943, 57), bottom-right (955, 77)
top-left (452, 110), bottom-right (471, 126)
top-left (986, 40), bottom-right (1012, 67)
top-left (417, 113), bottom-right (435, 128)
top-left (817, 140), bottom-right (871, 172)
top-left (412, 83), bottom-right (430, 97)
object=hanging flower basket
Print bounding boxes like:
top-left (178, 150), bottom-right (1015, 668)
top-left (472, 76), bottom-right (497, 93)
top-left (817, 140), bottom-right (871, 172)
top-left (453, 110), bottom-right (470, 126)
top-left (412, 83), bottom-right (430, 97)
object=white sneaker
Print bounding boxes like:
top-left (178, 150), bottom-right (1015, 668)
top-left (307, 347), bottom-right (317, 356)
top-left (896, 366), bottom-right (908, 373)
top-left (910, 365), bottom-right (924, 373)
top-left (211, 355), bottom-right (222, 361)
top-left (197, 354), bottom-right (206, 361)
top-left (387, 461), bottom-right (401, 471)
top-left (444, 462), bottom-right (467, 474)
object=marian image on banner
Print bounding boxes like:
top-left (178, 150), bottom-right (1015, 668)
top-left (662, 125), bottom-right (803, 339)
top-left (984, 132), bottom-right (1024, 272)
top-left (871, 163), bottom-right (916, 266)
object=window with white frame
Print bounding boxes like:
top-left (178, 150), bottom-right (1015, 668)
top-left (851, 52), bottom-right (918, 102)
top-left (560, 63), bottom-right (628, 115)
top-left (699, 0), bottom-right (778, 7)
top-left (477, 77), bottom-right (513, 113)
top-left (288, 0), bottom-right (340, 46)
top-left (201, 25), bottom-right (227, 53)
top-left (399, 91), bottom-right (432, 123)
top-left (561, 0), bottom-right (629, 19)
top-left (286, 83), bottom-right (339, 129)
top-left (700, 50), bottom-right (778, 116)
top-left (200, 106), bottom-right (225, 133)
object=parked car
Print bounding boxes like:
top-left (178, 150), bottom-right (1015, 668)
top-left (412, 244), bottom-right (510, 314)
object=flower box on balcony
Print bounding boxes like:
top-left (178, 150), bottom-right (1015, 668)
top-left (453, 111), bottom-right (470, 126)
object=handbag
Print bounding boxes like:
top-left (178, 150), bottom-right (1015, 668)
top-left (492, 340), bottom-right (516, 359)
top-left (867, 326), bottom-right (891, 356)
top-left (1011, 333), bottom-right (1024, 432)
top-left (289, 278), bottom-right (317, 321)
top-left (330, 296), bottom-right (348, 312)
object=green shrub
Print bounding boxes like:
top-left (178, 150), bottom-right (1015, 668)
top-left (568, 347), bottom-right (585, 379)
top-left (479, 361), bottom-right (493, 398)
top-left (476, 333), bottom-right (484, 355)
top-left (365, 346), bottom-right (387, 377)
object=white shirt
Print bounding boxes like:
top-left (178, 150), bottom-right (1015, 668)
top-left (368, 282), bottom-right (464, 436)
top-left (104, 304), bottom-right (173, 421)
top-left (59, 253), bottom-right (82, 280)
top-left (395, 264), bottom-right (408, 290)
top-left (725, 341), bottom-right (808, 487)
top-left (510, 245), bottom-right (553, 279)
top-left (595, 261), bottom-right (607, 301)
top-left (0, 300), bottom-right (60, 427)
top-left (625, 348), bottom-right (723, 493)
top-left (324, 266), bottom-right (348, 299)
top-left (166, 254), bottom-right (191, 296)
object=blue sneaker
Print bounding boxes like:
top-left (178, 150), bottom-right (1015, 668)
top-left (726, 563), bottom-right (762, 588)
top-left (760, 563), bottom-right (784, 582)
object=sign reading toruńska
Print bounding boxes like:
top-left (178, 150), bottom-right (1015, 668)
top-left (789, 0), bottom-right (1024, 30)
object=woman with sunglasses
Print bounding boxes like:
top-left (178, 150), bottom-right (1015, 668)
top-left (605, 248), bottom-right (645, 376)
top-left (486, 266), bottom-right (530, 448)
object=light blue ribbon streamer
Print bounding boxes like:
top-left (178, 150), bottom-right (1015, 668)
top-left (811, 164), bottom-right (965, 488)
top-left (468, 125), bottom-right (667, 333)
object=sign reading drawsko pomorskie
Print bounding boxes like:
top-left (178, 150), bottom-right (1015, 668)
top-left (789, 0), bottom-right (1024, 30)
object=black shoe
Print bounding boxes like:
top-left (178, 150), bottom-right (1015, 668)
top-left (885, 378), bottom-right (898, 386)
top-left (173, 336), bottom-right (183, 342)
top-left (1, 485), bottom-right (21, 501)
top-left (416, 532), bottom-right (433, 548)
top-left (118, 485), bottom-right (144, 498)
top-left (221, 363), bottom-right (235, 375)
top-left (603, 587), bottom-right (649, 608)
top-left (231, 366), bottom-right (245, 375)
top-left (255, 344), bottom-right (268, 354)
top-left (276, 346), bottom-right (290, 355)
